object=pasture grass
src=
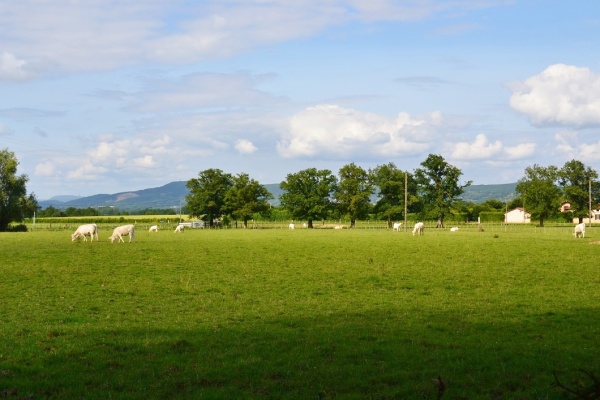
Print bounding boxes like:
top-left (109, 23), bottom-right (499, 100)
top-left (0, 225), bottom-right (598, 399)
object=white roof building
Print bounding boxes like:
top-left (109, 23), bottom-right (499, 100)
top-left (504, 207), bottom-right (531, 224)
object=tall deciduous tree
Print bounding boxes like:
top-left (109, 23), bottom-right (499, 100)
top-left (369, 163), bottom-right (414, 228)
top-left (516, 164), bottom-right (561, 227)
top-left (186, 169), bottom-right (233, 227)
top-left (558, 160), bottom-right (598, 223)
top-left (224, 173), bottom-right (273, 228)
top-left (413, 154), bottom-right (471, 227)
top-left (335, 163), bottom-right (374, 228)
top-left (279, 168), bottom-right (338, 228)
top-left (0, 149), bottom-right (38, 231)
top-left (415, 154), bottom-right (471, 227)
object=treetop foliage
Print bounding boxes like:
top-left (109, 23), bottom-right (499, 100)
top-left (0, 148), bottom-right (38, 231)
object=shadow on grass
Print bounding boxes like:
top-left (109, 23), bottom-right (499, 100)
top-left (2, 307), bottom-right (598, 399)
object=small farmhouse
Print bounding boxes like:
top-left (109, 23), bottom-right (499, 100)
top-left (573, 208), bottom-right (600, 224)
top-left (504, 207), bottom-right (531, 223)
top-left (559, 201), bottom-right (571, 213)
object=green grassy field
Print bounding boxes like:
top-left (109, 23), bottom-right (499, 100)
top-left (1, 225), bottom-right (598, 399)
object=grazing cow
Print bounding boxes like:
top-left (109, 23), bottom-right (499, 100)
top-left (393, 222), bottom-right (402, 231)
top-left (174, 224), bottom-right (184, 233)
top-left (450, 227), bottom-right (459, 232)
top-left (573, 222), bottom-right (585, 238)
top-left (109, 224), bottom-right (135, 243)
top-left (149, 225), bottom-right (158, 232)
top-left (412, 222), bottom-right (424, 236)
top-left (71, 224), bottom-right (98, 242)
top-left (289, 223), bottom-right (295, 230)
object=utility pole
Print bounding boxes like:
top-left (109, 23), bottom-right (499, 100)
top-left (404, 172), bottom-right (408, 232)
top-left (179, 197), bottom-right (182, 223)
top-left (589, 179), bottom-right (592, 226)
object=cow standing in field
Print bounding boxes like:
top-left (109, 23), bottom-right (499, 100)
top-left (174, 224), bottom-right (184, 233)
top-left (71, 224), bottom-right (99, 242)
top-left (573, 222), bottom-right (586, 238)
top-left (412, 222), bottom-right (424, 236)
top-left (289, 223), bottom-right (295, 230)
top-left (393, 222), bottom-right (402, 231)
top-left (109, 224), bottom-right (135, 243)
top-left (149, 225), bottom-right (158, 232)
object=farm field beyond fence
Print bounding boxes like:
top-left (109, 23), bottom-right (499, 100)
top-left (1, 226), bottom-right (598, 399)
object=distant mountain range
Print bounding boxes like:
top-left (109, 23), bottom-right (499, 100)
top-left (39, 181), bottom-right (518, 211)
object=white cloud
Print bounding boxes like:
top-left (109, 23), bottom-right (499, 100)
top-left (503, 142), bottom-right (536, 160)
top-left (555, 131), bottom-right (600, 162)
top-left (235, 139), bottom-right (257, 154)
top-left (131, 72), bottom-right (283, 113)
top-left (0, 52), bottom-right (33, 81)
top-left (277, 104), bottom-right (437, 159)
top-left (0, 123), bottom-right (13, 136)
top-left (132, 155), bottom-right (155, 167)
top-left (67, 161), bottom-right (106, 180)
top-left (450, 133), bottom-right (502, 160)
top-left (554, 131), bottom-right (577, 155)
top-left (34, 161), bottom-right (56, 177)
top-left (449, 133), bottom-right (535, 161)
top-left (0, 1), bottom-right (514, 78)
top-left (509, 64), bottom-right (600, 127)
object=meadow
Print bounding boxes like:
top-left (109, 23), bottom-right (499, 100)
top-left (0, 224), bottom-right (598, 399)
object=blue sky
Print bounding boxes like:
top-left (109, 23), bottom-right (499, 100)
top-left (1, 0), bottom-right (599, 200)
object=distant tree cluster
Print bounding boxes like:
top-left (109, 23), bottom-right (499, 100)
top-left (36, 205), bottom-right (180, 218)
top-left (186, 169), bottom-right (273, 228)
top-left (516, 160), bottom-right (599, 226)
top-left (186, 154), bottom-right (474, 228)
top-left (0, 149), bottom-right (38, 231)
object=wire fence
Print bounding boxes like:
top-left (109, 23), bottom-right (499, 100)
top-left (24, 218), bottom-right (595, 236)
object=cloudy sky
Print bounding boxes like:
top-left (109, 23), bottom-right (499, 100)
top-left (1, 0), bottom-right (599, 200)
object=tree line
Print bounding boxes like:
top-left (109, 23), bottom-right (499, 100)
top-left (185, 154), bottom-right (473, 228)
top-left (185, 156), bottom-right (599, 229)
top-left (1, 146), bottom-right (598, 231)
top-left (38, 205), bottom-right (182, 218)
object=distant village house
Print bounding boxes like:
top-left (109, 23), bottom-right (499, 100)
top-left (504, 207), bottom-right (531, 224)
top-left (559, 201), bottom-right (600, 224)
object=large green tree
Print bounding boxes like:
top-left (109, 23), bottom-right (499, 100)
top-left (413, 154), bottom-right (471, 227)
top-left (223, 173), bottom-right (273, 228)
top-left (279, 168), bottom-right (338, 228)
top-left (186, 169), bottom-right (233, 227)
top-left (0, 148), bottom-right (38, 231)
top-left (369, 163), bottom-right (415, 228)
top-left (558, 160), bottom-right (598, 223)
top-left (516, 164), bottom-right (561, 227)
top-left (335, 163), bottom-right (374, 228)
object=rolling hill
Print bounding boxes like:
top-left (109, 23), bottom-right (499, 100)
top-left (39, 181), bottom-right (518, 211)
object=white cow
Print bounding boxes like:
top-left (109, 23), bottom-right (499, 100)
top-left (109, 224), bottom-right (135, 243)
top-left (412, 222), bottom-right (424, 236)
top-left (450, 227), bottom-right (459, 232)
top-left (289, 223), bottom-right (295, 230)
top-left (393, 222), bottom-right (402, 231)
top-left (71, 224), bottom-right (98, 242)
top-left (149, 225), bottom-right (158, 232)
top-left (573, 222), bottom-right (586, 238)
top-left (174, 224), bottom-right (184, 233)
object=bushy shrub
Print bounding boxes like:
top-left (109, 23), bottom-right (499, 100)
top-left (8, 224), bottom-right (28, 232)
top-left (479, 211), bottom-right (504, 222)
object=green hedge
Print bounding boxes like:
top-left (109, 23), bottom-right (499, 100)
top-left (479, 211), bottom-right (505, 222)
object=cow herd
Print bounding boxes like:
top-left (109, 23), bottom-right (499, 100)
top-left (71, 221), bottom-right (590, 242)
